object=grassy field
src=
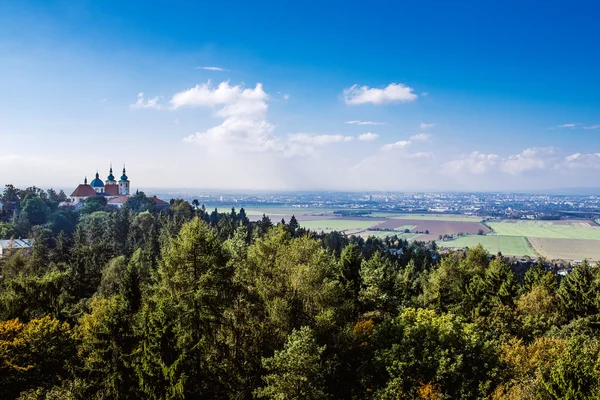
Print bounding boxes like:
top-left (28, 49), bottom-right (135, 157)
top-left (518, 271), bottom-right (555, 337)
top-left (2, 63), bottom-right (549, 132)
top-left (357, 230), bottom-right (421, 240)
top-left (300, 219), bottom-right (381, 232)
top-left (438, 235), bottom-right (537, 257)
top-left (488, 220), bottom-right (600, 240)
top-left (528, 237), bottom-right (600, 261)
top-left (390, 214), bottom-right (483, 222)
top-left (393, 225), bottom-right (417, 231)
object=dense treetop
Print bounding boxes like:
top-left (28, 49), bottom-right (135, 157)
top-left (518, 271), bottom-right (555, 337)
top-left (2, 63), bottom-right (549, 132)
top-left (1, 184), bottom-right (600, 399)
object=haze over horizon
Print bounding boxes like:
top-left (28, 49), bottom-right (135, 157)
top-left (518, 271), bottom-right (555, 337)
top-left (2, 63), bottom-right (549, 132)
top-left (1, 1), bottom-right (599, 192)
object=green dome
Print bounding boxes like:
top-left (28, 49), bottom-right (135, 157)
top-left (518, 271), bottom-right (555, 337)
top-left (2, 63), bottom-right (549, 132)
top-left (106, 166), bottom-right (116, 183)
top-left (90, 172), bottom-right (105, 187)
top-left (119, 166), bottom-right (129, 183)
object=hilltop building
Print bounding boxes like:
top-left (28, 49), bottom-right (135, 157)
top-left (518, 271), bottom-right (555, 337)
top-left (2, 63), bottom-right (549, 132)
top-left (68, 165), bottom-right (169, 210)
top-left (71, 165), bottom-right (130, 203)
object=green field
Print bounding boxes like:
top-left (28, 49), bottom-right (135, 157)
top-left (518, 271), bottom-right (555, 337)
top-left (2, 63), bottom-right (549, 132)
top-left (358, 230), bottom-right (421, 240)
top-left (488, 220), bottom-right (600, 240)
top-left (393, 225), bottom-right (417, 231)
top-left (300, 219), bottom-right (380, 232)
top-left (390, 214), bottom-right (483, 222)
top-left (438, 235), bottom-right (537, 256)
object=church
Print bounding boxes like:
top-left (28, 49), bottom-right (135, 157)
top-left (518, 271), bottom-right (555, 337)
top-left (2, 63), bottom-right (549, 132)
top-left (69, 165), bottom-right (169, 209)
top-left (70, 165), bottom-right (131, 203)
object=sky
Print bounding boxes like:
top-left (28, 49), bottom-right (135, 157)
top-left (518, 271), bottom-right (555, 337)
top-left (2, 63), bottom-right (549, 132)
top-left (0, 0), bottom-right (599, 192)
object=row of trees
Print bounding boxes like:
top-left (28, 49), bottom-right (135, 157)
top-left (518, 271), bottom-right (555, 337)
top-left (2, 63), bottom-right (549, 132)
top-left (1, 184), bottom-right (600, 398)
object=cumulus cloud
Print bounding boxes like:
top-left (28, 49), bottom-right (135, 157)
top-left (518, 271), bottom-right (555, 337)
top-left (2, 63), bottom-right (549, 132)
top-left (501, 147), bottom-right (556, 175)
top-left (196, 66), bottom-right (229, 71)
top-left (171, 81), bottom-right (268, 111)
top-left (382, 140), bottom-right (411, 151)
top-left (409, 133), bottom-right (431, 141)
top-left (358, 132), bottom-right (379, 141)
top-left (346, 120), bottom-right (385, 125)
top-left (343, 83), bottom-right (418, 105)
top-left (288, 133), bottom-right (353, 145)
top-left (176, 81), bottom-right (277, 153)
top-left (444, 152), bottom-right (499, 175)
top-left (183, 117), bottom-right (277, 153)
top-left (563, 153), bottom-right (600, 169)
top-left (420, 123), bottom-right (435, 129)
top-left (131, 93), bottom-right (161, 109)
top-left (444, 147), bottom-right (565, 176)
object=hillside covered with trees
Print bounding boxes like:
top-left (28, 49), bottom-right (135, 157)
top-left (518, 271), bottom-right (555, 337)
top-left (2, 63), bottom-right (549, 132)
top-left (2, 185), bottom-right (600, 399)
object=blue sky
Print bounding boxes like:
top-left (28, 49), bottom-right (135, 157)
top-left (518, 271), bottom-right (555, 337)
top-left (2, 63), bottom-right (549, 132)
top-left (0, 0), bottom-right (599, 191)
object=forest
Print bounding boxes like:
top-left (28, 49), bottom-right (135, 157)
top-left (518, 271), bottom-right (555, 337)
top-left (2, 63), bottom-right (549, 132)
top-left (2, 185), bottom-right (600, 399)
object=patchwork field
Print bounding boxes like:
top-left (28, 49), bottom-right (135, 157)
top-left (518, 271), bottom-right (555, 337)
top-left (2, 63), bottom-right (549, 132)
top-left (219, 208), bottom-right (599, 260)
top-left (389, 214), bottom-right (483, 222)
top-left (438, 235), bottom-right (537, 257)
top-left (528, 237), bottom-right (600, 261)
top-left (374, 219), bottom-right (489, 241)
top-left (487, 220), bottom-right (600, 240)
top-left (299, 219), bottom-right (382, 233)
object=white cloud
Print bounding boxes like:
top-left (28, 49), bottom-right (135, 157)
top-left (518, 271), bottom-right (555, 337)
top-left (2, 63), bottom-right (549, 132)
top-left (406, 152), bottom-right (435, 159)
top-left (343, 83), bottom-right (418, 105)
top-left (382, 140), bottom-right (411, 151)
top-left (358, 132), bottom-right (379, 141)
top-left (171, 81), bottom-right (267, 111)
top-left (131, 92), bottom-right (161, 109)
top-left (196, 66), bottom-right (229, 71)
top-left (501, 147), bottom-right (556, 175)
top-left (584, 124), bottom-right (600, 130)
top-left (288, 133), bottom-right (353, 145)
top-left (563, 153), bottom-right (600, 169)
top-left (346, 120), bottom-right (385, 125)
top-left (409, 133), bottom-right (431, 141)
top-left (421, 92), bottom-right (428, 96)
top-left (444, 152), bottom-right (499, 175)
top-left (184, 117), bottom-right (277, 153)
top-left (420, 122), bottom-right (435, 129)
top-left (283, 94), bottom-right (290, 101)
top-left (175, 81), bottom-right (277, 154)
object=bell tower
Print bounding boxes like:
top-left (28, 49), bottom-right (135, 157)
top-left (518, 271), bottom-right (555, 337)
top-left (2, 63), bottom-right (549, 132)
top-left (118, 165), bottom-right (130, 195)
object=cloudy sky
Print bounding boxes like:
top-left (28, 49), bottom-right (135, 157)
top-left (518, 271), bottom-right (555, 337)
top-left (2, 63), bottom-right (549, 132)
top-left (1, 1), bottom-right (599, 192)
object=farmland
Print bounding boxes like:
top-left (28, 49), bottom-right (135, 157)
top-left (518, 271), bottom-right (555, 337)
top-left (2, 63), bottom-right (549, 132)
top-left (389, 214), bottom-right (483, 222)
top-left (438, 235), bottom-right (537, 257)
top-left (219, 207), bottom-right (600, 260)
top-left (487, 220), bottom-right (600, 240)
top-left (528, 237), bottom-right (600, 261)
top-left (299, 219), bottom-right (382, 233)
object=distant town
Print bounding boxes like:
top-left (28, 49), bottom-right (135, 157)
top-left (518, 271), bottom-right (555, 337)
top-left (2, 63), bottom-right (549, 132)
top-left (146, 189), bottom-right (600, 220)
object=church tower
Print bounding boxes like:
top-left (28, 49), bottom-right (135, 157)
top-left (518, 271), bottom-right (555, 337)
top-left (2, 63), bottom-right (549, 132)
top-left (118, 165), bottom-right (130, 195)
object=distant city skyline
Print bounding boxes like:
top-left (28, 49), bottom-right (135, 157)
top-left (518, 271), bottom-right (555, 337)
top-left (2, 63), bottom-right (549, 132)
top-left (0, 1), bottom-right (599, 191)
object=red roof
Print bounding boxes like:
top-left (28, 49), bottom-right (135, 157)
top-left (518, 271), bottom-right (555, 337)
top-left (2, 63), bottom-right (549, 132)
top-left (108, 195), bottom-right (129, 204)
top-left (105, 184), bottom-right (119, 196)
top-left (71, 184), bottom-right (96, 197)
top-left (151, 196), bottom-right (169, 205)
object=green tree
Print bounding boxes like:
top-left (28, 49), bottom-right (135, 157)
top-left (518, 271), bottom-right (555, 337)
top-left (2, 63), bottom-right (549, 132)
top-left (79, 196), bottom-right (107, 214)
top-left (135, 217), bottom-right (232, 398)
top-left (21, 196), bottom-right (50, 226)
top-left (255, 326), bottom-right (327, 400)
top-left (0, 316), bottom-right (76, 398)
top-left (557, 261), bottom-right (597, 320)
top-left (75, 296), bottom-right (139, 399)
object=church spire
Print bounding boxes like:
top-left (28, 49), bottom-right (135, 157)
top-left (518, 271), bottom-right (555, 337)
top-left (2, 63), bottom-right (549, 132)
top-left (84, 176), bottom-right (87, 185)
